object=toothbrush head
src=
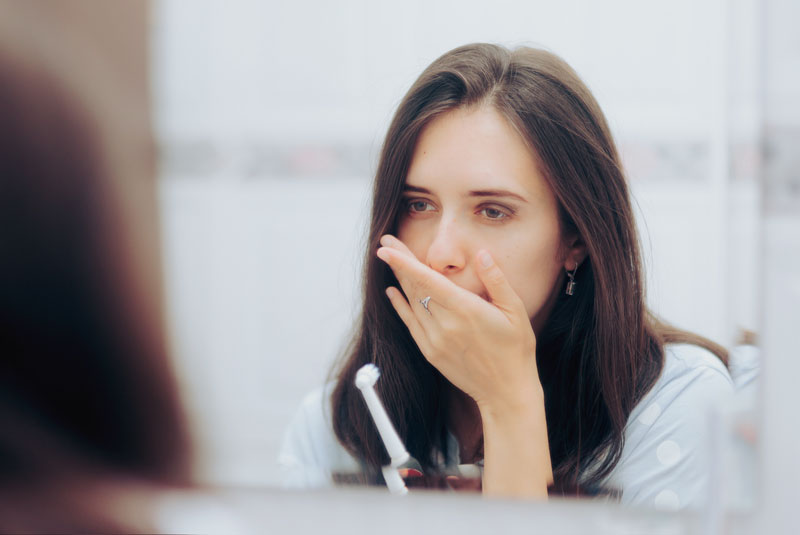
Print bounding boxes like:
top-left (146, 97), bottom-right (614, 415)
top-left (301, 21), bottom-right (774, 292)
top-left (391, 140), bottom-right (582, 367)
top-left (355, 363), bottom-right (380, 390)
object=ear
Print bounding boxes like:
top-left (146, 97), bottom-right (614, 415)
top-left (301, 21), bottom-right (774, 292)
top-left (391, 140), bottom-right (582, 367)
top-left (562, 233), bottom-right (588, 271)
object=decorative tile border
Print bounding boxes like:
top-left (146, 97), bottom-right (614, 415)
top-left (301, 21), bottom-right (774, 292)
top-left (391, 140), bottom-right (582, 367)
top-left (158, 138), bottom-right (757, 187)
top-left (158, 139), bottom-right (375, 180)
top-left (763, 126), bottom-right (800, 215)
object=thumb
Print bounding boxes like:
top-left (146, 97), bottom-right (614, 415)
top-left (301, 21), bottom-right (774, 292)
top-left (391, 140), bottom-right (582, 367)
top-left (475, 250), bottom-right (524, 314)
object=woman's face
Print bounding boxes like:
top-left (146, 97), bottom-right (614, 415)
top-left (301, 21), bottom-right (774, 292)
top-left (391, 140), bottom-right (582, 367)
top-left (396, 105), bottom-right (582, 334)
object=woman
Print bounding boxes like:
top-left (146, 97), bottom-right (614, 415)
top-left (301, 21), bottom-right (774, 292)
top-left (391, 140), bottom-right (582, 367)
top-left (0, 36), bottom-right (191, 532)
top-left (280, 43), bottom-right (733, 509)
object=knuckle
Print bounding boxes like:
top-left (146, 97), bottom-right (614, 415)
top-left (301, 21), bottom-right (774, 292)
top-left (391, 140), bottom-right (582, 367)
top-left (440, 320), bottom-right (458, 338)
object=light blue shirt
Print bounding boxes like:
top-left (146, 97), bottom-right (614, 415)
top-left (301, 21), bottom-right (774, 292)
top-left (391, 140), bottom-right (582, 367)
top-left (278, 343), bottom-right (738, 510)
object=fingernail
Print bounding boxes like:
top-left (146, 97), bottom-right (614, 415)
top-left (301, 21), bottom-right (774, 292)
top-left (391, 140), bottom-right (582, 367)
top-left (479, 250), bottom-right (493, 268)
top-left (399, 468), bottom-right (423, 478)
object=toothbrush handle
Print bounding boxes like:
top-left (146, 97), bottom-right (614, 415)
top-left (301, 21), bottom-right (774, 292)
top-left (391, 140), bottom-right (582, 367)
top-left (360, 385), bottom-right (410, 466)
top-left (382, 465), bottom-right (409, 495)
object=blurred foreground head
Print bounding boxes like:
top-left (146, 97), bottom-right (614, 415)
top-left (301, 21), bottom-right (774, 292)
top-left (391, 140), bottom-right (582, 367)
top-left (0, 27), bottom-right (189, 532)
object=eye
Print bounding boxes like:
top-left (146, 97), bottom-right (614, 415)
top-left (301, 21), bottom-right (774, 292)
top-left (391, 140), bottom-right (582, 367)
top-left (405, 199), bottom-right (436, 213)
top-left (478, 205), bottom-right (512, 221)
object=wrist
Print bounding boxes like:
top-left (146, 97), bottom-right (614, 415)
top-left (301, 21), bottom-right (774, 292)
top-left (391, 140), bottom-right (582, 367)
top-left (478, 382), bottom-right (553, 495)
top-left (476, 379), bottom-right (545, 427)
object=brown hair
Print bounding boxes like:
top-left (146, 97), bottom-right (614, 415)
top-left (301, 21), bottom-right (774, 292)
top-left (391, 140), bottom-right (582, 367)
top-left (331, 43), bottom-right (726, 492)
top-left (0, 35), bottom-right (189, 510)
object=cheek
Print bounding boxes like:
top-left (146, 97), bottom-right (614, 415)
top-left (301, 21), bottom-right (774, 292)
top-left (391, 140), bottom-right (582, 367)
top-left (395, 217), bottom-right (411, 242)
top-left (504, 265), bottom-right (559, 318)
top-left (396, 219), bottom-right (428, 259)
top-left (495, 238), bottom-right (564, 319)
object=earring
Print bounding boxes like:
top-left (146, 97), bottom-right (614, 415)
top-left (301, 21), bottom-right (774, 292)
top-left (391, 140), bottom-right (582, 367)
top-left (565, 264), bottom-right (578, 296)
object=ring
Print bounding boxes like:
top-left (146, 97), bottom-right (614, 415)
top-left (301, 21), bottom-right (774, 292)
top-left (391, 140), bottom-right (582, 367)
top-left (418, 296), bottom-right (432, 315)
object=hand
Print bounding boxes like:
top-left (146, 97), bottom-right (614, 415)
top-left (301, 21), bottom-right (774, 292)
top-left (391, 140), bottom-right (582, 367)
top-left (378, 234), bottom-right (553, 496)
top-left (376, 234), bottom-right (542, 412)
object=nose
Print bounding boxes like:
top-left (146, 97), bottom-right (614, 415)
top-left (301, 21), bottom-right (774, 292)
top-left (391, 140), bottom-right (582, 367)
top-left (425, 218), bottom-right (467, 275)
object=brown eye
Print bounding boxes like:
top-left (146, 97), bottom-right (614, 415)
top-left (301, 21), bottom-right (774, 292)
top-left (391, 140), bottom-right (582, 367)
top-left (480, 206), bottom-right (509, 220)
top-left (407, 200), bottom-right (434, 213)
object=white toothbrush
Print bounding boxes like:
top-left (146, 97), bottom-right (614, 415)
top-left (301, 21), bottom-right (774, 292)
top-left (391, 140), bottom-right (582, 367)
top-left (355, 363), bottom-right (410, 495)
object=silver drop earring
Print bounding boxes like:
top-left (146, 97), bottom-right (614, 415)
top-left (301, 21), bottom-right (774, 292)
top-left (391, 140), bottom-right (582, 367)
top-left (565, 264), bottom-right (578, 296)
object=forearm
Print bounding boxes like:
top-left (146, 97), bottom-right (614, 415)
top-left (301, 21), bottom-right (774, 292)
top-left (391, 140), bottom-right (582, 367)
top-left (479, 385), bottom-right (552, 499)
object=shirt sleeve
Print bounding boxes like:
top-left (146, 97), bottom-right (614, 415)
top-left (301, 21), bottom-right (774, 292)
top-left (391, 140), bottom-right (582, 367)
top-left (611, 359), bottom-right (734, 510)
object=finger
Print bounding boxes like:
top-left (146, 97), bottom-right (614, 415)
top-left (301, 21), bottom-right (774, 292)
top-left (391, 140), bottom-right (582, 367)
top-left (379, 234), bottom-right (417, 260)
top-left (474, 250), bottom-right (526, 316)
top-left (377, 247), bottom-right (435, 319)
top-left (385, 286), bottom-right (432, 351)
top-left (377, 246), bottom-right (460, 311)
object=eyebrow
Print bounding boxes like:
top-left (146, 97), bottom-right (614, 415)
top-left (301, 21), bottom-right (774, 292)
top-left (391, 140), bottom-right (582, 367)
top-left (403, 184), bottom-right (528, 203)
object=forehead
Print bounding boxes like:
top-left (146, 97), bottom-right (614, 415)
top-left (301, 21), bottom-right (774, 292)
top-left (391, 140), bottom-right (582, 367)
top-left (406, 105), bottom-right (551, 200)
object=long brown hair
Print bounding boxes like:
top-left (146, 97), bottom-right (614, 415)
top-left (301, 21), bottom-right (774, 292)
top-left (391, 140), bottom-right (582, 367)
top-left (0, 33), bottom-right (189, 502)
top-left (332, 43), bottom-right (726, 492)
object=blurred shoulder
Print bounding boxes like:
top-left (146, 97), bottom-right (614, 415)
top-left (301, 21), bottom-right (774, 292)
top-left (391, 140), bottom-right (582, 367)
top-left (278, 382), bottom-right (360, 488)
top-left (647, 343), bottom-right (734, 405)
top-left (663, 342), bottom-right (730, 380)
top-left (608, 343), bottom-right (734, 509)
top-left (623, 343), bottom-right (735, 450)
top-left (296, 383), bottom-right (335, 422)
top-left (625, 343), bottom-right (734, 452)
